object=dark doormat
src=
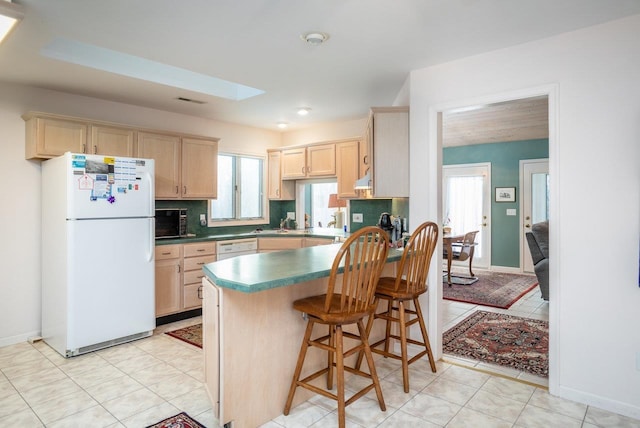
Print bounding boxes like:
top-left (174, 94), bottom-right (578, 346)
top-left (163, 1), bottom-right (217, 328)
top-left (443, 270), bottom-right (538, 309)
top-left (443, 310), bottom-right (549, 377)
top-left (165, 324), bottom-right (202, 348)
top-left (146, 412), bottom-right (205, 428)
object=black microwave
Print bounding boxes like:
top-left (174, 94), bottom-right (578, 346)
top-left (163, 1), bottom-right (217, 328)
top-left (155, 208), bottom-right (188, 239)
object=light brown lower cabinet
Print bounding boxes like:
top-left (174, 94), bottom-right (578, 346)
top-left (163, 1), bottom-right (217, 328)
top-left (183, 242), bottom-right (216, 310)
top-left (155, 242), bottom-right (216, 317)
top-left (155, 245), bottom-right (183, 317)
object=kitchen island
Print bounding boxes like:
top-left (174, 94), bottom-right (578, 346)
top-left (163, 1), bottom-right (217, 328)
top-left (201, 244), bottom-right (403, 428)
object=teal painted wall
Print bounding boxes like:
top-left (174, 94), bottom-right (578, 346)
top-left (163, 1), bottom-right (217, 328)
top-left (443, 139), bottom-right (548, 268)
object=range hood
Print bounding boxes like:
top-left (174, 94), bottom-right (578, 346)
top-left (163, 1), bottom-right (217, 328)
top-left (354, 171), bottom-right (371, 189)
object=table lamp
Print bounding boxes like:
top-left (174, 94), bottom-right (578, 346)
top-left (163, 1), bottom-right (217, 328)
top-left (328, 193), bottom-right (347, 229)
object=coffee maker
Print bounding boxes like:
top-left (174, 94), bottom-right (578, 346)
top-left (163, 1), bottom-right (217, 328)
top-left (378, 212), bottom-right (405, 246)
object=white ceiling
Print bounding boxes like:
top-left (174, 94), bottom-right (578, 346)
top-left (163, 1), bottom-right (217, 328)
top-left (2, 0), bottom-right (639, 132)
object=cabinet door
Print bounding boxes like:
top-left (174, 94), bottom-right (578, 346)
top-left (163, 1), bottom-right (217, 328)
top-left (33, 117), bottom-right (88, 158)
top-left (371, 107), bottom-right (409, 197)
top-left (155, 258), bottom-right (182, 316)
top-left (137, 132), bottom-right (181, 199)
top-left (336, 141), bottom-right (359, 198)
top-left (267, 151), bottom-right (295, 200)
top-left (267, 151), bottom-right (282, 199)
top-left (281, 148), bottom-right (307, 179)
top-left (183, 284), bottom-right (203, 310)
top-left (181, 137), bottom-right (218, 199)
top-left (307, 143), bottom-right (335, 177)
top-left (90, 125), bottom-right (134, 157)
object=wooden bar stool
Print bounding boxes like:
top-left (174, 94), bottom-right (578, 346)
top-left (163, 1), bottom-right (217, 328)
top-left (283, 226), bottom-right (390, 428)
top-left (357, 221), bottom-right (439, 393)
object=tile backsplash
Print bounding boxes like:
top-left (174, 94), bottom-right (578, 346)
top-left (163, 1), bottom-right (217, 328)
top-left (155, 198), bottom-right (408, 236)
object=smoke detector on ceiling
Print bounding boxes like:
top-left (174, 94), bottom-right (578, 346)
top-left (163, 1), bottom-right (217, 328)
top-left (301, 32), bottom-right (329, 45)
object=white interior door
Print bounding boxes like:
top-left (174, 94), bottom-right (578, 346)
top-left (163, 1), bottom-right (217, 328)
top-left (521, 159), bottom-right (549, 273)
top-left (443, 163), bottom-right (491, 269)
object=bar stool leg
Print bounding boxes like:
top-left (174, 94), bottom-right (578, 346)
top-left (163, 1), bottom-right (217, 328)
top-left (283, 320), bottom-right (315, 415)
top-left (398, 300), bottom-right (410, 393)
top-left (355, 297), bottom-right (378, 370)
top-left (357, 319), bottom-right (386, 411)
top-left (327, 325), bottom-right (335, 390)
top-left (383, 299), bottom-right (393, 354)
top-left (414, 298), bottom-right (437, 372)
top-left (335, 325), bottom-right (346, 428)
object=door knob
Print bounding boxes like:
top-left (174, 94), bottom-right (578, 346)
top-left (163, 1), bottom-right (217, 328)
top-left (525, 224), bottom-right (531, 228)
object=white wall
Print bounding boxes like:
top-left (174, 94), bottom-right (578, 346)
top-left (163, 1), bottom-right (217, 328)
top-left (410, 15), bottom-right (640, 418)
top-left (281, 117), bottom-right (367, 146)
top-left (0, 83), bottom-right (281, 347)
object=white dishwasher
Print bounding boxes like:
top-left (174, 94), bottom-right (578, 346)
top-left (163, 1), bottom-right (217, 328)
top-left (216, 238), bottom-right (258, 260)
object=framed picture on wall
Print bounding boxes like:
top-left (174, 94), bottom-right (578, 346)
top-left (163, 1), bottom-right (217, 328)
top-left (495, 187), bottom-right (516, 202)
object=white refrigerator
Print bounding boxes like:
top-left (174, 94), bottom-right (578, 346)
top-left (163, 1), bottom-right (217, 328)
top-left (42, 152), bottom-right (155, 357)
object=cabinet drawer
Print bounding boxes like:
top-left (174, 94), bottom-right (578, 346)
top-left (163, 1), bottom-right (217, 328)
top-left (184, 242), bottom-right (216, 257)
top-left (258, 237), bottom-right (303, 251)
top-left (155, 245), bottom-right (181, 260)
top-left (184, 254), bottom-right (216, 272)
top-left (304, 237), bottom-right (334, 247)
top-left (183, 283), bottom-right (203, 310)
top-left (184, 268), bottom-right (208, 285)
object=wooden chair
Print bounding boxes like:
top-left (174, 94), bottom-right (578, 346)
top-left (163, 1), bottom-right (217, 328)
top-left (283, 226), bottom-right (390, 428)
top-left (444, 230), bottom-right (479, 282)
top-left (357, 221), bottom-right (439, 393)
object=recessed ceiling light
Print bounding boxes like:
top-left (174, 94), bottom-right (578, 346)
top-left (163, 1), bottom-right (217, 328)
top-left (277, 122), bottom-right (288, 129)
top-left (300, 32), bottom-right (329, 45)
top-left (297, 107), bottom-right (311, 116)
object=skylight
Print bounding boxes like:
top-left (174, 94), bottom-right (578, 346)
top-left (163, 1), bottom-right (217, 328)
top-left (41, 37), bottom-right (264, 101)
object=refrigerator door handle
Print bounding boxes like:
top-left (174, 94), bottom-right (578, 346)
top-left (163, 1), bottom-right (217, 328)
top-left (143, 171), bottom-right (155, 207)
top-left (148, 218), bottom-right (155, 262)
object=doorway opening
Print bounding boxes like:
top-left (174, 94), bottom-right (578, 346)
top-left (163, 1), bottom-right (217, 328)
top-left (438, 94), bottom-right (551, 386)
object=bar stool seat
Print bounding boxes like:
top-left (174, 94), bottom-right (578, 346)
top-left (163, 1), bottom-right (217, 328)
top-left (283, 226), bottom-right (390, 428)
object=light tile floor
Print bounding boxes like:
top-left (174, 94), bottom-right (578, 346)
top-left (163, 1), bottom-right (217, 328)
top-left (1, 289), bottom-right (638, 427)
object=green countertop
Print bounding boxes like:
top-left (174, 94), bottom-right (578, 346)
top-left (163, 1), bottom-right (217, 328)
top-left (155, 227), bottom-right (348, 245)
top-left (202, 244), bottom-right (404, 293)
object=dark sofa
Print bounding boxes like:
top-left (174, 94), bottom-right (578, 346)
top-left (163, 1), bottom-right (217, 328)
top-left (525, 221), bottom-right (549, 301)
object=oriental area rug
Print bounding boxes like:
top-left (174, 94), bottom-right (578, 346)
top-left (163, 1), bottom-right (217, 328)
top-left (165, 324), bottom-right (202, 348)
top-left (146, 412), bottom-right (205, 428)
top-left (443, 270), bottom-right (538, 309)
top-left (443, 310), bottom-right (549, 377)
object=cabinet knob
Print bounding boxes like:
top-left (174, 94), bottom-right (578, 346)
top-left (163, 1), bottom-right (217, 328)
top-left (183, 186), bottom-right (187, 194)
top-left (175, 186), bottom-right (179, 194)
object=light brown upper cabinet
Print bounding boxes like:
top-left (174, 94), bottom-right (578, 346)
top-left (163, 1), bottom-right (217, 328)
top-left (181, 137), bottom-right (218, 199)
top-left (267, 150), bottom-right (295, 200)
top-left (89, 125), bottom-right (135, 157)
top-left (282, 143), bottom-right (335, 179)
top-left (365, 107), bottom-right (409, 198)
top-left (24, 114), bottom-right (88, 159)
top-left (136, 132), bottom-right (218, 200)
top-left (336, 140), bottom-right (360, 198)
top-left (136, 132), bottom-right (181, 199)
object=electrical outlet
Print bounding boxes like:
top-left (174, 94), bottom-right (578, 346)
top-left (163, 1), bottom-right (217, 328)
top-left (199, 214), bottom-right (207, 226)
top-left (287, 212), bottom-right (295, 220)
top-left (353, 213), bottom-right (363, 223)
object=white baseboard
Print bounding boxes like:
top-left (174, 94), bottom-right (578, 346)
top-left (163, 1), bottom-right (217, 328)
top-left (556, 384), bottom-right (640, 421)
top-left (489, 265), bottom-right (527, 274)
top-left (0, 330), bottom-right (42, 349)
